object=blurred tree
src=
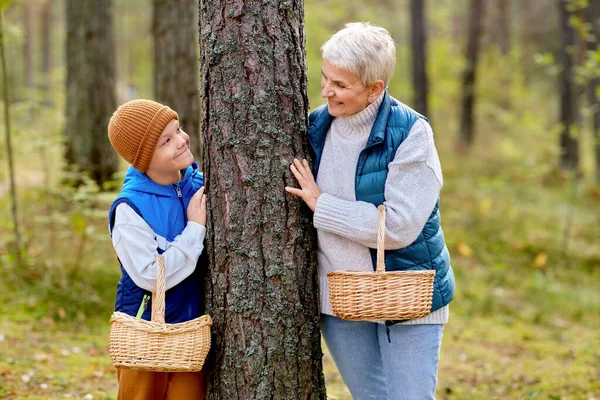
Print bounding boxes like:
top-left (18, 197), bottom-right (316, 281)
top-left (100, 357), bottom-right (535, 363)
top-left (558, 0), bottom-right (579, 171)
top-left (517, 1), bottom-right (559, 85)
top-left (65, 0), bottom-right (118, 186)
top-left (152, 0), bottom-right (201, 161)
top-left (22, 1), bottom-right (32, 91)
top-left (410, 0), bottom-right (429, 116)
top-left (40, 0), bottom-right (53, 104)
top-left (587, 0), bottom-right (599, 183)
top-left (518, 1), bottom-right (533, 84)
top-left (458, 0), bottom-right (485, 150)
top-left (1, 4), bottom-right (23, 264)
top-left (489, 0), bottom-right (510, 54)
top-left (199, 1), bottom-right (326, 398)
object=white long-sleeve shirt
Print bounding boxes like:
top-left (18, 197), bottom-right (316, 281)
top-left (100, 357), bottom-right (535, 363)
top-left (111, 203), bottom-right (206, 292)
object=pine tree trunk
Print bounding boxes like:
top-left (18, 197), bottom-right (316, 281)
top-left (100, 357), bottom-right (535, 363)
top-left (458, 0), bottom-right (485, 149)
top-left (199, 1), bottom-right (326, 398)
top-left (152, 0), bottom-right (201, 162)
top-left (410, 0), bottom-right (429, 117)
top-left (65, 0), bottom-right (118, 186)
top-left (558, 0), bottom-right (579, 171)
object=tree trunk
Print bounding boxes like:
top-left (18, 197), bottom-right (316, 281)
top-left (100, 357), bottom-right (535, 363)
top-left (40, 0), bottom-right (53, 104)
top-left (518, 1), bottom-right (531, 85)
top-left (410, 0), bottom-right (429, 117)
top-left (65, 0), bottom-right (118, 186)
top-left (491, 0), bottom-right (510, 54)
top-left (558, 0), bottom-right (579, 171)
top-left (199, 1), bottom-right (326, 398)
top-left (458, 0), bottom-right (485, 149)
top-left (588, 0), bottom-right (600, 184)
top-left (152, 0), bottom-right (201, 162)
top-left (23, 2), bottom-right (32, 90)
top-left (0, 12), bottom-right (23, 264)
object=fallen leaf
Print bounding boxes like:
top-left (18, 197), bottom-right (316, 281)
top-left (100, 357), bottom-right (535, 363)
top-left (479, 198), bottom-right (492, 215)
top-left (34, 353), bottom-right (51, 361)
top-left (86, 363), bottom-right (98, 375)
top-left (456, 242), bottom-right (473, 258)
top-left (533, 252), bottom-right (547, 268)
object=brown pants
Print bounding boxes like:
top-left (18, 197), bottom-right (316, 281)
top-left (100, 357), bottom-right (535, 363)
top-left (117, 368), bottom-right (205, 400)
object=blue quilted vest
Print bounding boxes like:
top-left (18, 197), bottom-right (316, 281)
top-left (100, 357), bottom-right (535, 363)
top-left (308, 92), bottom-right (455, 313)
top-left (108, 162), bottom-right (205, 323)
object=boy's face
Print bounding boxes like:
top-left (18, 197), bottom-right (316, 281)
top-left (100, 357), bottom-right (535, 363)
top-left (146, 119), bottom-right (194, 179)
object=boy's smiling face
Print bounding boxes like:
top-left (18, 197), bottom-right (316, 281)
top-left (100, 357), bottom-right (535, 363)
top-left (145, 119), bottom-right (194, 184)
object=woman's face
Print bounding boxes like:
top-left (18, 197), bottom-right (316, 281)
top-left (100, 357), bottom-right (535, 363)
top-left (320, 59), bottom-right (373, 117)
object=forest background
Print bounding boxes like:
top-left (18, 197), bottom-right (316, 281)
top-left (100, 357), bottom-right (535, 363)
top-left (0, 0), bottom-right (598, 399)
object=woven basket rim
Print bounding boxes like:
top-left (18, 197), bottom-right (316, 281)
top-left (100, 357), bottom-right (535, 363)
top-left (327, 270), bottom-right (436, 277)
top-left (110, 312), bottom-right (212, 333)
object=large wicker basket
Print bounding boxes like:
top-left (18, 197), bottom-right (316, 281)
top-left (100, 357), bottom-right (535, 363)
top-left (328, 205), bottom-right (435, 321)
top-left (109, 254), bottom-right (212, 372)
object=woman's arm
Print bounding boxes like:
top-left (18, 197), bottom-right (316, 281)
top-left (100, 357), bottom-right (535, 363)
top-left (111, 203), bottom-right (206, 291)
top-left (313, 119), bottom-right (443, 249)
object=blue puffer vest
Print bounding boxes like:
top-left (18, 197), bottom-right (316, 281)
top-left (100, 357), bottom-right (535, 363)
top-left (108, 162), bottom-right (205, 323)
top-left (308, 92), bottom-right (455, 313)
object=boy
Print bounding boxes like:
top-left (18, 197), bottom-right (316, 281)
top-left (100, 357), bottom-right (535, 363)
top-left (107, 99), bottom-right (207, 399)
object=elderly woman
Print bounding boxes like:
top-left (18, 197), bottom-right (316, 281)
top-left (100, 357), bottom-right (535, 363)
top-left (285, 23), bottom-right (455, 399)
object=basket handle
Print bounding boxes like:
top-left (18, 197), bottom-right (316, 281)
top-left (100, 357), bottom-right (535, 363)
top-left (376, 205), bottom-right (386, 273)
top-left (151, 254), bottom-right (166, 324)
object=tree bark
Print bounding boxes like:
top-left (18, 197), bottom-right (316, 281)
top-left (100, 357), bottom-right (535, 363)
top-left (199, 1), bottom-right (326, 398)
top-left (458, 0), bottom-right (485, 149)
top-left (410, 0), bottom-right (429, 117)
top-left (152, 0), bottom-right (201, 162)
top-left (65, 0), bottom-right (118, 186)
top-left (558, 0), bottom-right (579, 171)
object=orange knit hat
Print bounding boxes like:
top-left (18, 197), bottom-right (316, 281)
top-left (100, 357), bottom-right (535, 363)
top-left (108, 99), bottom-right (179, 172)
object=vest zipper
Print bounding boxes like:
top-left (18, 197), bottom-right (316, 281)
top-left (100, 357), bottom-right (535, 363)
top-left (173, 183), bottom-right (187, 223)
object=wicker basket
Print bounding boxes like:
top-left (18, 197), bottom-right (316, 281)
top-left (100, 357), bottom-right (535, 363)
top-left (328, 205), bottom-right (435, 321)
top-left (109, 254), bottom-right (212, 372)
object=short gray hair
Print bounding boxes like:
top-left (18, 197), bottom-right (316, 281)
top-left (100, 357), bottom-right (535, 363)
top-left (321, 22), bottom-right (396, 88)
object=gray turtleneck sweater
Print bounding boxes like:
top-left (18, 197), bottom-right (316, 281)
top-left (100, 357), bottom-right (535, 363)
top-left (314, 95), bottom-right (449, 324)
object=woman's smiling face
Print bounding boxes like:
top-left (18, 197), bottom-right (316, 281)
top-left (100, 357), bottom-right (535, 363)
top-left (320, 59), bottom-right (372, 117)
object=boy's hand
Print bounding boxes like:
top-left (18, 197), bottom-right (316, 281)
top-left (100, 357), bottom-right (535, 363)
top-left (188, 186), bottom-right (207, 226)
